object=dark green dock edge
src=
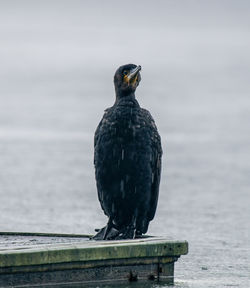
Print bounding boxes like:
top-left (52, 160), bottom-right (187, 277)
top-left (0, 232), bottom-right (188, 287)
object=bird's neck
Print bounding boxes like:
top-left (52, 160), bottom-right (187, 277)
top-left (115, 92), bottom-right (136, 103)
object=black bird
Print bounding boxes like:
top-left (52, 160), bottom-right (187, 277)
top-left (93, 64), bottom-right (162, 240)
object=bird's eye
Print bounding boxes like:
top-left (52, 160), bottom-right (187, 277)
top-left (123, 70), bottom-right (128, 76)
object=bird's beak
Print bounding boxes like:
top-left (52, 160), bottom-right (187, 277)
top-left (124, 65), bottom-right (141, 87)
top-left (127, 65), bottom-right (141, 81)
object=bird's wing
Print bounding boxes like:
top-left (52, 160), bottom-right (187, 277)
top-left (148, 146), bottom-right (162, 221)
top-left (94, 108), bottom-right (110, 163)
top-left (142, 109), bottom-right (163, 222)
top-left (94, 108), bottom-right (113, 216)
top-left (94, 119), bottom-right (102, 151)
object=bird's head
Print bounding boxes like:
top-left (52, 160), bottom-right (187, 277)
top-left (114, 64), bottom-right (141, 98)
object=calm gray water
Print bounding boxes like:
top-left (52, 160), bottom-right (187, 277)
top-left (0, 1), bottom-right (249, 287)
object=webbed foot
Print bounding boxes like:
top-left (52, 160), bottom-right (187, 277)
top-left (92, 219), bottom-right (119, 240)
top-left (92, 226), bottom-right (119, 240)
top-left (114, 226), bottom-right (136, 240)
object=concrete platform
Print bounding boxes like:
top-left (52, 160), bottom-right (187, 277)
top-left (0, 232), bottom-right (188, 287)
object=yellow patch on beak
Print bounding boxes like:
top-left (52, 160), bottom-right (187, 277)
top-left (123, 74), bottom-right (138, 86)
top-left (123, 74), bottom-right (130, 84)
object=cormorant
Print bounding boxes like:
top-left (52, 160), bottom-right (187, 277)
top-left (93, 64), bottom-right (162, 240)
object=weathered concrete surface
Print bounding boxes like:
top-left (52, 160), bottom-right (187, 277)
top-left (0, 232), bottom-right (90, 250)
top-left (0, 233), bottom-right (188, 287)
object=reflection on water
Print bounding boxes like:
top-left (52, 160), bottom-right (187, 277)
top-left (0, 1), bottom-right (249, 287)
